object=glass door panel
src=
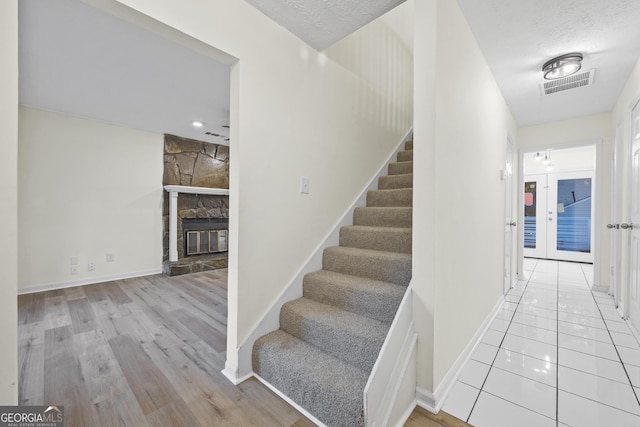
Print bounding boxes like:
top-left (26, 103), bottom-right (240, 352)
top-left (523, 174), bottom-right (547, 259)
top-left (547, 172), bottom-right (594, 263)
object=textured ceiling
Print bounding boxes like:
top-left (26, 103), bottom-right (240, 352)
top-left (457, 0), bottom-right (640, 126)
top-left (245, 0), bottom-right (405, 51)
top-left (19, 0), bottom-right (231, 145)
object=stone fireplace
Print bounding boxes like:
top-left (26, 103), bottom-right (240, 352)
top-left (162, 134), bottom-right (229, 276)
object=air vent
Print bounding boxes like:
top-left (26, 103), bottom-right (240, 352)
top-left (540, 69), bottom-right (595, 96)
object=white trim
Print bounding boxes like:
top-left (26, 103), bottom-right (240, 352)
top-left (364, 285), bottom-right (416, 427)
top-left (253, 374), bottom-right (325, 427)
top-left (18, 268), bottom-right (162, 295)
top-left (417, 295), bottom-right (506, 413)
top-left (627, 317), bottom-right (640, 345)
top-left (163, 185), bottom-right (229, 195)
top-left (393, 400), bottom-right (417, 427)
top-left (221, 361), bottom-right (252, 386)
top-left (227, 129), bottom-right (414, 381)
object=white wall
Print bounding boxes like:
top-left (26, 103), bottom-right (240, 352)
top-left (518, 114), bottom-right (612, 287)
top-left (18, 107), bottom-right (164, 291)
top-left (107, 0), bottom-right (414, 376)
top-left (0, 0), bottom-right (19, 404)
top-left (413, 0), bottom-right (517, 393)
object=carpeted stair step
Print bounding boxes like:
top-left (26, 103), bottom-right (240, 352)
top-left (353, 206), bottom-right (412, 228)
top-left (323, 246), bottom-right (411, 286)
top-left (253, 329), bottom-right (366, 427)
top-left (405, 140), bottom-right (413, 150)
top-left (367, 188), bottom-right (412, 207)
top-left (303, 270), bottom-right (405, 323)
top-left (388, 161), bottom-right (413, 175)
top-left (397, 150), bottom-right (413, 162)
top-left (340, 225), bottom-right (411, 254)
top-left (378, 173), bottom-right (413, 190)
top-left (280, 298), bottom-right (389, 373)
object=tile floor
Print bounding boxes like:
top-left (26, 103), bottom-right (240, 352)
top-left (442, 258), bottom-right (640, 427)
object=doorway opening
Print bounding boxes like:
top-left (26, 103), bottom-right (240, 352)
top-left (522, 145), bottom-right (596, 264)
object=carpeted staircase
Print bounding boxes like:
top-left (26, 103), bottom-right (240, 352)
top-left (253, 140), bottom-right (413, 427)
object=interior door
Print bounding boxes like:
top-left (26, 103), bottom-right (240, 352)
top-left (611, 127), bottom-right (622, 306)
top-left (504, 138), bottom-right (515, 294)
top-left (628, 101), bottom-right (640, 331)
top-left (523, 175), bottom-right (547, 259)
top-left (547, 172), bottom-right (595, 263)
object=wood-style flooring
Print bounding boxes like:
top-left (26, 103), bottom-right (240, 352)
top-left (18, 269), bottom-right (314, 426)
top-left (18, 268), bottom-right (470, 427)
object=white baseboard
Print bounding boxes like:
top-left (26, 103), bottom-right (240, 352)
top-left (18, 268), bottom-right (163, 295)
top-left (253, 374), bottom-right (325, 427)
top-left (227, 129), bottom-right (414, 382)
top-left (221, 361), bottom-right (252, 386)
top-left (417, 294), bottom-right (506, 414)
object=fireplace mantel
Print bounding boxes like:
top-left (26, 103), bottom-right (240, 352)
top-left (164, 185), bottom-right (230, 262)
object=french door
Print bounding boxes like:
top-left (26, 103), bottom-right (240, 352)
top-left (524, 172), bottom-right (595, 263)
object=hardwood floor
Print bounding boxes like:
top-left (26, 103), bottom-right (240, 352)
top-left (18, 269), bottom-right (314, 426)
top-left (18, 268), bottom-right (468, 426)
top-left (405, 406), bottom-right (472, 427)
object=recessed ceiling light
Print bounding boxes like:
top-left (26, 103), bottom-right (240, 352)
top-left (192, 120), bottom-right (204, 128)
top-left (542, 53), bottom-right (583, 80)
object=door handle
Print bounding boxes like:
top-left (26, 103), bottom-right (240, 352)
top-left (509, 222), bottom-right (517, 227)
top-left (620, 223), bottom-right (634, 230)
top-left (607, 223), bottom-right (620, 229)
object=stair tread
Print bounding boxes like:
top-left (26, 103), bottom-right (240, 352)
top-left (253, 329), bottom-right (367, 426)
top-left (304, 270), bottom-right (406, 322)
top-left (342, 225), bottom-right (412, 233)
top-left (325, 245), bottom-right (412, 260)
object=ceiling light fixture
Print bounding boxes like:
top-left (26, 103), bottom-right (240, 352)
top-left (192, 120), bottom-right (204, 128)
top-left (542, 52), bottom-right (583, 80)
top-left (534, 152), bottom-right (543, 161)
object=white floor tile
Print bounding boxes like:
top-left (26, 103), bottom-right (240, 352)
top-left (558, 366), bottom-right (640, 415)
top-left (618, 346), bottom-right (640, 367)
top-left (610, 331), bottom-right (640, 349)
top-left (600, 305), bottom-right (625, 321)
top-left (481, 329), bottom-right (505, 347)
top-left (441, 381), bottom-right (479, 422)
top-left (558, 313), bottom-right (607, 330)
top-left (458, 359), bottom-right (491, 389)
top-left (505, 294), bottom-right (521, 303)
top-left (512, 312), bottom-right (557, 332)
top-left (527, 281), bottom-right (557, 290)
top-left (558, 391), bottom-right (640, 427)
top-left (495, 308), bottom-right (515, 321)
top-left (557, 321), bottom-right (612, 344)
top-left (493, 348), bottom-right (556, 387)
top-left (501, 334), bottom-right (557, 363)
top-left (606, 319), bottom-right (633, 334)
top-left (482, 368), bottom-right (556, 419)
top-left (501, 301), bottom-right (519, 312)
top-left (558, 347), bottom-right (629, 383)
top-left (489, 318), bottom-right (510, 333)
top-left (625, 363), bottom-right (640, 388)
top-left (472, 342), bottom-right (499, 365)
top-left (558, 333), bottom-right (619, 361)
top-left (507, 322), bottom-right (556, 346)
top-left (469, 392), bottom-right (555, 427)
top-left (517, 304), bottom-right (557, 320)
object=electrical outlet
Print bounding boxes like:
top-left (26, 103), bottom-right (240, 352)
top-left (106, 253), bottom-right (115, 262)
top-left (71, 265), bottom-right (79, 274)
top-left (88, 262), bottom-right (96, 272)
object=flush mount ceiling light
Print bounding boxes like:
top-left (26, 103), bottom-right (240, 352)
top-left (192, 120), bottom-right (204, 128)
top-left (542, 52), bottom-right (583, 80)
